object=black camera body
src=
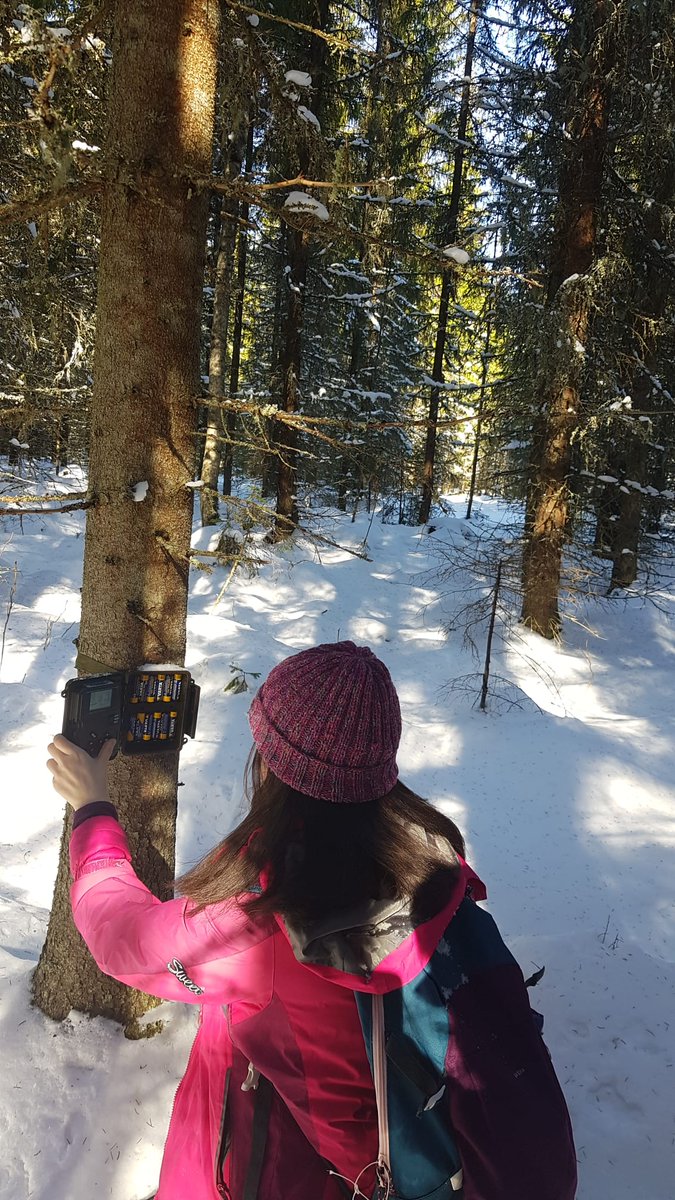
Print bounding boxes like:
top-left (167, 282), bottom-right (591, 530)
top-left (62, 668), bottom-right (200, 758)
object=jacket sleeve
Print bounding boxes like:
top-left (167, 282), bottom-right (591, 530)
top-left (70, 815), bottom-right (273, 1005)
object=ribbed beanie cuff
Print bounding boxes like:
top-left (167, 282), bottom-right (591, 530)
top-left (248, 642), bottom-right (401, 803)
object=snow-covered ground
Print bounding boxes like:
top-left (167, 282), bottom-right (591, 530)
top-left (1, 468), bottom-right (674, 1199)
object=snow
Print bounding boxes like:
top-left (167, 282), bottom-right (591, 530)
top-left (9, 437), bottom-right (30, 449)
top-left (285, 70), bottom-right (312, 88)
top-left (130, 480), bottom-right (149, 501)
top-left (72, 138), bottom-right (100, 153)
top-left (297, 105), bottom-right (321, 132)
top-left (283, 191), bottom-right (329, 222)
top-left (1, 474), bottom-right (675, 1200)
top-left (246, 13), bottom-right (259, 26)
top-left (443, 246), bottom-right (471, 265)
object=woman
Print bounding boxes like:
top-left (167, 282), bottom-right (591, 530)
top-left (48, 640), bottom-right (577, 1200)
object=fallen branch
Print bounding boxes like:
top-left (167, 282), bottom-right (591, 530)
top-left (217, 494), bottom-right (372, 560)
top-left (0, 494), bottom-right (93, 515)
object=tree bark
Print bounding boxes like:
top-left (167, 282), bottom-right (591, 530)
top-left (521, 0), bottom-right (612, 636)
top-left (33, 0), bottom-right (219, 1029)
top-left (418, 0), bottom-right (482, 525)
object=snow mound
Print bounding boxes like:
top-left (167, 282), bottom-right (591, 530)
top-left (297, 105), bottom-right (321, 132)
top-left (283, 191), bottom-right (329, 221)
top-left (443, 245), bottom-right (471, 265)
top-left (285, 70), bottom-right (312, 88)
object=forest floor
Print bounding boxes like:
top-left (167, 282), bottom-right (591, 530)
top-left (1, 465), bottom-right (674, 1199)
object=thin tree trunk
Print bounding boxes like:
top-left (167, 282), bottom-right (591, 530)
top-left (33, 0), bottom-right (219, 1029)
top-left (593, 480), bottom-right (617, 558)
top-left (261, 227), bottom-right (286, 498)
top-left (221, 119), bottom-right (254, 498)
top-left (271, 0), bottom-right (330, 540)
top-left (480, 559), bottom-right (502, 711)
top-left (521, 0), bottom-right (613, 636)
top-left (419, 0), bottom-right (482, 525)
top-left (466, 307), bottom-right (493, 519)
top-left (338, 2), bottom-right (388, 515)
top-left (609, 202), bottom-right (671, 588)
top-left (273, 226), bottom-right (309, 538)
top-left (200, 40), bottom-right (249, 525)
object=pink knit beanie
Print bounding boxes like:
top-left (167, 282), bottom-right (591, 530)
top-left (247, 641), bottom-right (401, 803)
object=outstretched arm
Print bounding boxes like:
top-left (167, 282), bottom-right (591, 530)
top-left (48, 735), bottom-right (272, 1006)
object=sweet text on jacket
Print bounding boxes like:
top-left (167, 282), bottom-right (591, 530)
top-left (167, 957), bottom-right (205, 995)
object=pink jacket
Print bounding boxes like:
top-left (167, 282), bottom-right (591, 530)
top-left (70, 815), bottom-right (482, 1200)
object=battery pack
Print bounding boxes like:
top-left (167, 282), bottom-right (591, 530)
top-left (62, 668), bottom-right (200, 757)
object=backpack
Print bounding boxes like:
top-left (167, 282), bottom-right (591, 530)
top-left (354, 895), bottom-right (577, 1200)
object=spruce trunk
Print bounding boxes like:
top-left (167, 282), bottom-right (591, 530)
top-left (273, 226), bottom-right (308, 539)
top-left (200, 42), bottom-right (250, 525)
top-left (221, 120), bottom-right (254, 498)
top-left (271, 0), bottom-right (329, 540)
top-left (33, 0), bottom-right (219, 1029)
top-left (521, 0), bottom-right (612, 637)
top-left (418, 0), bottom-right (481, 526)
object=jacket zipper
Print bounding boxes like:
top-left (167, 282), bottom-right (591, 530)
top-left (372, 993), bottom-right (393, 1196)
top-left (214, 1067), bottom-right (232, 1197)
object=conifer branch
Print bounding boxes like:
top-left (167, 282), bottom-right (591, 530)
top-left (208, 174), bottom-right (378, 194)
top-left (0, 182), bottom-right (102, 227)
top-left (223, 1), bottom-right (379, 56)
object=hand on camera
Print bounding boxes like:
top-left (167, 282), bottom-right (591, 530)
top-left (47, 735), bottom-right (116, 810)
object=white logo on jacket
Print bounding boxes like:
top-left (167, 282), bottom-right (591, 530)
top-left (167, 957), bottom-right (205, 995)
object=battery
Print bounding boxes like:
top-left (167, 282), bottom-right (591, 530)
top-left (168, 674), bottom-right (182, 701)
top-left (131, 673), bottom-right (150, 704)
top-left (127, 713), bottom-right (145, 742)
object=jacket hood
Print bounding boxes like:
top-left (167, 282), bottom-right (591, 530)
top-left (276, 854), bottom-right (486, 994)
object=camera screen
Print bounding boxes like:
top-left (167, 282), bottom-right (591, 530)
top-left (88, 687), bottom-right (113, 712)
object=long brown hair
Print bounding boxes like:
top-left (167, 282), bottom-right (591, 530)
top-left (177, 749), bottom-right (466, 924)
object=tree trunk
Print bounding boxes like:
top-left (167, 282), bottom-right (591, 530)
top-left (261, 227), bottom-right (286, 498)
top-left (272, 226), bottom-right (308, 538)
top-left (521, 0), bottom-right (612, 637)
top-left (221, 119), bottom-right (254, 498)
top-left (592, 481), bottom-right (618, 558)
top-left (466, 303), bottom-right (493, 519)
top-left (200, 38), bottom-right (250, 525)
top-left (33, 0), bottom-right (219, 1029)
top-left (609, 189), bottom-right (672, 588)
top-left (418, 0), bottom-right (482, 525)
top-left (271, 0), bottom-right (330, 540)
